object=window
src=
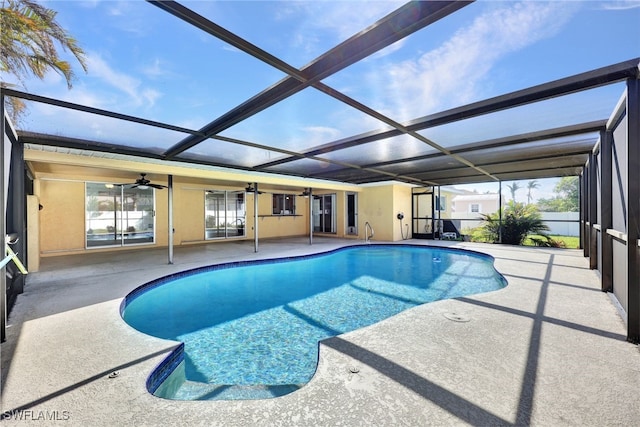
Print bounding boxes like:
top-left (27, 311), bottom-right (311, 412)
top-left (205, 190), bottom-right (245, 239)
top-left (272, 193), bottom-right (296, 215)
top-left (85, 182), bottom-right (155, 248)
top-left (470, 203), bottom-right (480, 213)
top-left (435, 195), bottom-right (447, 211)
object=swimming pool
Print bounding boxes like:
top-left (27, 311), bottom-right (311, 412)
top-left (121, 244), bottom-right (506, 401)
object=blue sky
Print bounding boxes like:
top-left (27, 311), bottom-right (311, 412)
top-left (3, 0), bottom-right (640, 199)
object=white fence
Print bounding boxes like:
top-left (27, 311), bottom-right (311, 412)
top-left (540, 212), bottom-right (579, 236)
top-left (450, 212), bottom-right (580, 236)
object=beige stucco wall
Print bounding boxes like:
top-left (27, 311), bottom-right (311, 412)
top-left (176, 187), bottom-right (205, 243)
top-left (39, 180), bottom-right (86, 253)
top-left (26, 195), bottom-right (40, 272)
top-left (393, 185), bottom-right (413, 241)
top-left (34, 176), bottom-right (417, 259)
top-left (359, 183), bottom-right (412, 242)
top-left (252, 193), bottom-right (309, 239)
top-left (34, 177), bottom-right (321, 257)
top-left (28, 150), bottom-right (421, 262)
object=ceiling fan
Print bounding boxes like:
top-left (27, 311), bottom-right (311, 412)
top-left (117, 173), bottom-right (167, 190)
top-left (245, 183), bottom-right (264, 194)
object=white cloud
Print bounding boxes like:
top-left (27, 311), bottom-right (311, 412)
top-left (222, 44), bottom-right (242, 54)
top-left (308, 1), bottom-right (405, 41)
top-left (85, 53), bottom-right (162, 109)
top-left (303, 125), bottom-right (341, 142)
top-left (141, 58), bottom-right (172, 79)
top-left (600, 1), bottom-right (640, 10)
top-left (283, 1), bottom-right (405, 58)
top-left (376, 1), bottom-right (579, 121)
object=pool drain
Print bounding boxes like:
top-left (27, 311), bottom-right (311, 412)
top-left (443, 312), bottom-right (470, 322)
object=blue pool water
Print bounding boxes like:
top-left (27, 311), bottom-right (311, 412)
top-left (121, 244), bottom-right (506, 400)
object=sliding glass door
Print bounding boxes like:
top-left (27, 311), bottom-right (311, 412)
top-left (313, 194), bottom-right (336, 233)
top-left (205, 190), bottom-right (245, 239)
top-left (85, 183), bottom-right (155, 248)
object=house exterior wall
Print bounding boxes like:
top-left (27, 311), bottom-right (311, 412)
top-left (26, 150), bottom-right (373, 265)
top-left (359, 185), bottom-right (394, 241)
top-left (435, 190), bottom-right (455, 219)
top-left (35, 177), bottom-right (317, 256)
top-left (451, 194), bottom-right (501, 231)
top-left (177, 187), bottom-right (206, 243)
top-left (39, 180), bottom-right (85, 253)
top-left (358, 183), bottom-right (412, 242)
top-left (252, 193), bottom-right (309, 239)
top-left (26, 195), bottom-right (40, 271)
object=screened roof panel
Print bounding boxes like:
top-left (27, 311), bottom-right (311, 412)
top-left (15, 1), bottom-right (287, 130)
top-left (460, 136), bottom-right (597, 165)
top-left (14, 99), bottom-right (191, 154)
top-left (5, 1), bottom-right (639, 188)
top-left (323, 2), bottom-right (639, 123)
top-left (410, 154), bottom-right (589, 182)
top-left (218, 87), bottom-right (388, 152)
top-left (185, 1), bottom-right (405, 68)
top-left (176, 138), bottom-right (293, 169)
top-left (313, 134), bottom-right (435, 166)
top-left (262, 158), bottom-right (347, 178)
top-left (367, 156), bottom-right (468, 177)
top-left (415, 84), bottom-right (624, 149)
top-left (429, 168), bottom-right (584, 187)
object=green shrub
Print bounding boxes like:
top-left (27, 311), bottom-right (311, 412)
top-left (480, 201), bottom-right (551, 245)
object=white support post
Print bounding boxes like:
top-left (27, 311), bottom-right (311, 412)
top-left (168, 174), bottom-right (174, 264)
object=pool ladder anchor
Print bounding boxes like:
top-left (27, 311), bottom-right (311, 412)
top-left (365, 222), bottom-right (374, 243)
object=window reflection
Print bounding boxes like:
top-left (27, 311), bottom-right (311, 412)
top-left (85, 183), bottom-right (155, 247)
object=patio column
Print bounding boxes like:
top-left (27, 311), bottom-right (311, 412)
top-left (168, 174), bottom-right (173, 264)
top-left (308, 188), bottom-right (313, 245)
top-left (498, 180), bottom-right (503, 244)
top-left (437, 186), bottom-right (441, 240)
top-left (581, 167), bottom-right (589, 257)
top-left (254, 182), bottom-right (259, 253)
top-left (600, 130), bottom-right (613, 292)
top-left (626, 76), bottom-right (640, 343)
top-left (578, 171), bottom-right (583, 250)
top-left (588, 152), bottom-right (598, 270)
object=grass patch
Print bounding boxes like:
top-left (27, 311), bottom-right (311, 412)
top-left (524, 234), bottom-right (580, 249)
top-left (466, 227), bottom-right (580, 249)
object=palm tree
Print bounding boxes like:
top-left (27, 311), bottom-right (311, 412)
top-left (506, 182), bottom-right (521, 202)
top-left (526, 180), bottom-right (540, 205)
top-left (1, 0), bottom-right (87, 121)
top-left (480, 201), bottom-right (551, 245)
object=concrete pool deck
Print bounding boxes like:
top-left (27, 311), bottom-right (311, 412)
top-left (1, 238), bottom-right (639, 426)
